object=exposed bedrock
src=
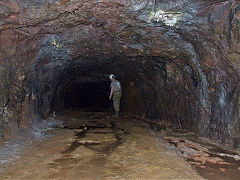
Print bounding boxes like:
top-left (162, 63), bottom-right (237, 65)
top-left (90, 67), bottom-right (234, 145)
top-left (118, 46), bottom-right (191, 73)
top-left (0, 0), bottom-right (239, 147)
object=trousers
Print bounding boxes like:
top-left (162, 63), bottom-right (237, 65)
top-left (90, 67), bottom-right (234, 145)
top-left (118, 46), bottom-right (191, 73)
top-left (113, 92), bottom-right (122, 112)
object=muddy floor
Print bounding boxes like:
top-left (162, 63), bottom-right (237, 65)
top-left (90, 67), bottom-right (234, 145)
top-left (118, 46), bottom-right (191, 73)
top-left (0, 111), bottom-right (204, 180)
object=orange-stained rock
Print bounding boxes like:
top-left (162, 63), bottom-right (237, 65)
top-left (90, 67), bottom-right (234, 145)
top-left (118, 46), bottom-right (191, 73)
top-left (0, 0), bottom-right (239, 147)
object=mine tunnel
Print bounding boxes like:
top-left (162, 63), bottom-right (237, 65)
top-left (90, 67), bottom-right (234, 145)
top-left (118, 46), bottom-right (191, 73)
top-left (41, 59), bottom-right (152, 116)
top-left (61, 81), bottom-right (110, 111)
top-left (0, 0), bottom-right (240, 179)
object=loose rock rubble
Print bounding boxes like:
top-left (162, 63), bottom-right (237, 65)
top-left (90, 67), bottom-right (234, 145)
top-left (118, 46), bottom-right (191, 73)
top-left (163, 131), bottom-right (240, 180)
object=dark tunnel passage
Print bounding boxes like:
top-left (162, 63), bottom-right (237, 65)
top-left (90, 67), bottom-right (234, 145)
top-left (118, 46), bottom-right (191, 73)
top-left (59, 81), bottom-right (113, 111)
top-left (46, 59), bottom-right (151, 117)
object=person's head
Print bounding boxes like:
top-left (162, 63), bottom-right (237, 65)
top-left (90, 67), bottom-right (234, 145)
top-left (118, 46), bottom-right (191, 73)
top-left (109, 74), bottom-right (115, 81)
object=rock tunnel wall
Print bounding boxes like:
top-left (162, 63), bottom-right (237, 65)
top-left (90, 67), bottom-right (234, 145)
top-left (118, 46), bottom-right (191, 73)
top-left (0, 0), bottom-right (239, 147)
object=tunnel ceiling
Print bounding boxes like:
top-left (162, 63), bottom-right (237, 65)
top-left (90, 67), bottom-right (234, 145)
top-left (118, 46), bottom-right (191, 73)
top-left (0, 0), bottom-right (239, 147)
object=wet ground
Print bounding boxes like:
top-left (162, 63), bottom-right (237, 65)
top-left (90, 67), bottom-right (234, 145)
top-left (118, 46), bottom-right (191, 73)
top-left (0, 111), bottom-right (203, 180)
top-left (156, 129), bottom-right (240, 180)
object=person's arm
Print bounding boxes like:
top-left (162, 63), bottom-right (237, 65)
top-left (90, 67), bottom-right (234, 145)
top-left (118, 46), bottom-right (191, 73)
top-left (109, 87), bottom-right (114, 100)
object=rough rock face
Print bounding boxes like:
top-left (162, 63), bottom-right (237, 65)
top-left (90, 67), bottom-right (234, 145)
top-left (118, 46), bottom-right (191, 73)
top-left (0, 0), bottom-right (239, 146)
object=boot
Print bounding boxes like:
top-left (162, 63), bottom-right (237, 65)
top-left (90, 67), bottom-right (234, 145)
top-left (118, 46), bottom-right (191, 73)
top-left (111, 120), bottom-right (115, 128)
top-left (113, 111), bottom-right (119, 118)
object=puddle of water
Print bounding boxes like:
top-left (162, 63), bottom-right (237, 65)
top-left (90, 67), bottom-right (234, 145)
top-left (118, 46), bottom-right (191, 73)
top-left (63, 124), bottom-right (106, 130)
top-left (61, 119), bottom-right (126, 156)
top-left (76, 131), bottom-right (86, 138)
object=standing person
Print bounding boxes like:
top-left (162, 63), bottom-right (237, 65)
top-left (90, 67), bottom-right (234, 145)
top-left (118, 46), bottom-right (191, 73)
top-left (109, 74), bottom-right (122, 117)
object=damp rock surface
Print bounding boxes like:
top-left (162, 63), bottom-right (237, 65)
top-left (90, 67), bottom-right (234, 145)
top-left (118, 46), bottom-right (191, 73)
top-left (0, 0), bottom-right (239, 147)
top-left (0, 112), bottom-right (204, 180)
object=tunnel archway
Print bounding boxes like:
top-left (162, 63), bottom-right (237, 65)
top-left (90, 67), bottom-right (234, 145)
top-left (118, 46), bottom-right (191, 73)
top-left (45, 58), bottom-right (161, 119)
top-left (0, 0), bottom-right (239, 148)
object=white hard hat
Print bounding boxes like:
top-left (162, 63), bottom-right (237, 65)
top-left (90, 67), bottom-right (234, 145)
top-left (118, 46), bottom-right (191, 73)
top-left (109, 74), bottom-right (115, 79)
